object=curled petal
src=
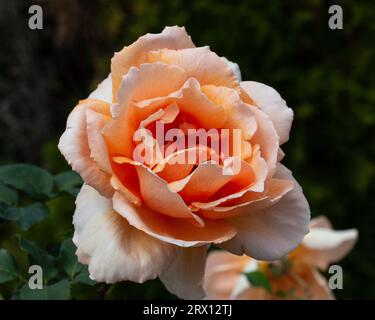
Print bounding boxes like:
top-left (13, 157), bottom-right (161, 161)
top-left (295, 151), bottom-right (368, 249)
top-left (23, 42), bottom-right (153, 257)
top-left (113, 191), bottom-right (236, 247)
top-left (249, 105), bottom-right (279, 176)
top-left (301, 222), bottom-right (358, 270)
top-left (73, 184), bottom-right (177, 283)
top-left (219, 164), bottom-right (310, 261)
top-left (241, 81), bottom-right (293, 145)
top-left (111, 26), bottom-right (195, 100)
top-left (88, 74), bottom-right (112, 103)
top-left (147, 47), bottom-right (240, 91)
top-left (58, 99), bottom-right (113, 197)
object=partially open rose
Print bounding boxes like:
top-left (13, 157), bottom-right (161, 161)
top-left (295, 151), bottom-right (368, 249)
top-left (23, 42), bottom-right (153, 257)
top-left (58, 26), bottom-right (310, 299)
top-left (204, 216), bottom-right (358, 300)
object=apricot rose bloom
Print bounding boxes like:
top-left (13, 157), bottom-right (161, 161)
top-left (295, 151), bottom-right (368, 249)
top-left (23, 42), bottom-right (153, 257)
top-left (204, 216), bottom-right (358, 300)
top-left (58, 26), bottom-right (310, 299)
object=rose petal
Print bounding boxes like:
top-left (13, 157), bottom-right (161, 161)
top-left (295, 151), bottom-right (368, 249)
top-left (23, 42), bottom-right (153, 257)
top-left (88, 74), bottom-right (112, 103)
top-left (86, 109), bottom-right (112, 173)
top-left (58, 99), bottom-right (113, 197)
top-left (160, 246), bottom-right (208, 299)
top-left (111, 26), bottom-right (195, 100)
top-left (241, 81), bottom-right (293, 145)
top-left (302, 226), bottom-right (358, 269)
top-left (73, 184), bottom-right (177, 283)
top-left (103, 63), bottom-right (188, 158)
top-left (113, 191), bottom-right (236, 247)
top-left (198, 178), bottom-right (294, 219)
top-left (147, 46), bottom-right (240, 91)
top-left (204, 251), bottom-right (250, 299)
top-left (249, 105), bottom-right (279, 176)
top-left (219, 164), bottom-right (310, 261)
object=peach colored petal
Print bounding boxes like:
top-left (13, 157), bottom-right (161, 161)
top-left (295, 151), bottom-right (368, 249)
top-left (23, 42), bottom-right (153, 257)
top-left (201, 85), bottom-right (257, 140)
top-left (219, 164), bottom-right (310, 261)
top-left (112, 156), bottom-right (200, 222)
top-left (204, 251), bottom-right (250, 299)
top-left (301, 226), bottom-right (358, 270)
top-left (88, 74), bottom-right (112, 103)
top-left (146, 46), bottom-right (240, 91)
top-left (103, 63), bottom-right (188, 158)
top-left (113, 191), bottom-right (237, 247)
top-left (198, 178), bottom-right (294, 220)
top-left (86, 109), bottom-right (112, 173)
top-left (153, 146), bottom-right (212, 182)
top-left (309, 267), bottom-right (334, 300)
top-left (111, 26), bottom-right (195, 100)
top-left (189, 148), bottom-right (269, 211)
top-left (169, 160), bottom-right (256, 204)
top-left (58, 99), bottom-right (113, 197)
top-left (309, 215), bottom-right (333, 229)
top-left (241, 81), bottom-right (293, 145)
top-left (221, 57), bottom-right (242, 81)
top-left (136, 164), bottom-right (204, 223)
top-left (160, 246), bottom-right (208, 299)
top-left (73, 184), bottom-right (177, 283)
top-left (249, 104), bottom-right (279, 176)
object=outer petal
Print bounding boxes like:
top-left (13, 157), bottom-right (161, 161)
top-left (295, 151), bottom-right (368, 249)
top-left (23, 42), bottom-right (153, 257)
top-left (204, 251), bottom-right (250, 300)
top-left (221, 57), bottom-right (242, 81)
top-left (88, 74), bottom-right (112, 103)
top-left (113, 191), bottom-right (236, 247)
top-left (219, 164), bottom-right (310, 261)
top-left (309, 267), bottom-right (335, 300)
top-left (241, 81), bottom-right (293, 145)
top-left (111, 26), bottom-right (195, 100)
top-left (58, 99), bottom-right (113, 197)
top-left (302, 225), bottom-right (358, 270)
top-left (160, 246), bottom-right (208, 299)
top-left (73, 184), bottom-right (177, 283)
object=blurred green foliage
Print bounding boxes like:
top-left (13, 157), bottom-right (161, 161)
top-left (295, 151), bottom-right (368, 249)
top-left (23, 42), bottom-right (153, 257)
top-left (0, 0), bottom-right (374, 298)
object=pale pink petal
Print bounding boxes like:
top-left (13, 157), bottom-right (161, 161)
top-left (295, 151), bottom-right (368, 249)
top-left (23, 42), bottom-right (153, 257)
top-left (58, 99), bottom-right (113, 197)
top-left (160, 246), bottom-right (208, 299)
top-left (113, 191), bottom-right (236, 247)
top-left (73, 184), bottom-right (177, 283)
top-left (221, 57), bottom-right (242, 81)
top-left (111, 26), bottom-right (195, 99)
top-left (204, 251), bottom-right (250, 300)
top-left (302, 227), bottom-right (358, 269)
top-left (241, 81), bottom-right (293, 145)
top-left (219, 164), bottom-right (310, 261)
top-left (88, 74), bottom-right (112, 103)
top-left (309, 215), bottom-right (333, 229)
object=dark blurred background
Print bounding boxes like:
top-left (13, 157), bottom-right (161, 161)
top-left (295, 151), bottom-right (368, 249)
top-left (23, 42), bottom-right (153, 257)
top-left (0, 0), bottom-right (374, 298)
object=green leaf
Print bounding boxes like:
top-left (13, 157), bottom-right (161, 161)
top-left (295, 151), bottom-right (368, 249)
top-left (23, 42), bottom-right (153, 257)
top-left (0, 164), bottom-right (53, 197)
top-left (18, 237), bottom-right (58, 281)
top-left (244, 270), bottom-right (272, 293)
top-left (0, 203), bottom-right (48, 230)
top-left (19, 279), bottom-right (70, 300)
top-left (0, 249), bottom-right (19, 284)
top-left (54, 171), bottom-right (82, 196)
top-left (60, 238), bottom-right (95, 285)
top-left (0, 183), bottom-right (18, 206)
